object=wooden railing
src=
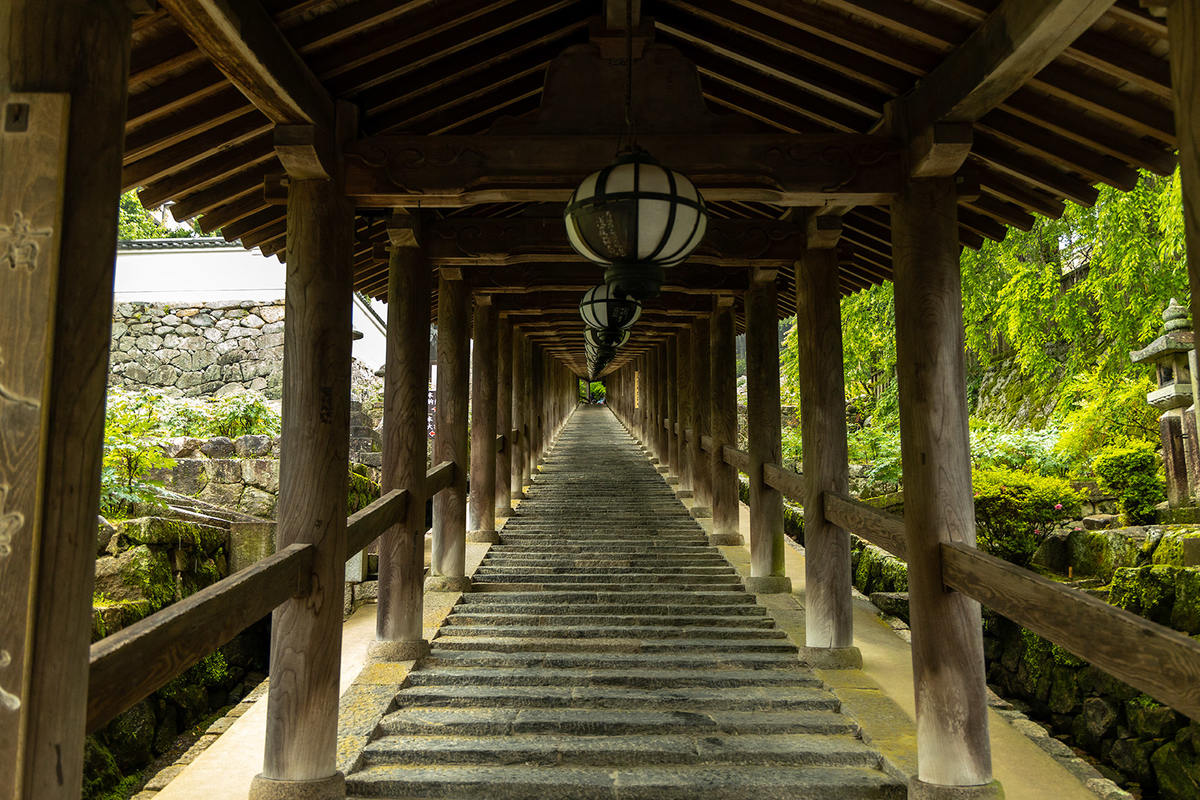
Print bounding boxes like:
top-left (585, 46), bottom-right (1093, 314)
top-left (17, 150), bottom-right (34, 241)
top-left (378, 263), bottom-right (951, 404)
top-left (87, 460), bottom-right (458, 732)
top-left (744, 458), bottom-right (1200, 721)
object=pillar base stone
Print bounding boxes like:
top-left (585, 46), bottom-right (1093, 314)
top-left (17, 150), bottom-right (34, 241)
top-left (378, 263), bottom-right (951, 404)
top-left (496, 506), bottom-right (515, 518)
top-left (512, 491), bottom-right (527, 500)
top-left (367, 638), bottom-right (430, 662)
top-left (674, 489), bottom-right (694, 499)
top-left (424, 575), bottom-right (472, 593)
top-left (908, 779), bottom-right (1004, 800)
top-left (467, 529), bottom-right (501, 543)
top-left (745, 575), bottom-right (793, 594)
top-left (249, 772), bottom-right (345, 800)
top-left (708, 532), bottom-right (744, 546)
top-left (690, 506), bottom-right (713, 519)
top-left (799, 645), bottom-right (863, 669)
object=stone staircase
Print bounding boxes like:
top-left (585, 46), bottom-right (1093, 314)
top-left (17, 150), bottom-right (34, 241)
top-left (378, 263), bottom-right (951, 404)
top-left (346, 405), bottom-right (905, 799)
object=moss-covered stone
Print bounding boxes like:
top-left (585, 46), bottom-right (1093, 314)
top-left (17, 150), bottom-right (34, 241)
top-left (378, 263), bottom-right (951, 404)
top-left (120, 516), bottom-right (226, 554)
top-left (348, 468), bottom-right (381, 514)
top-left (1152, 742), bottom-right (1200, 800)
top-left (1127, 698), bottom-right (1182, 739)
top-left (125, 544), bottom-right (176, 612)
top-left (103, 699), bottom-right (155, 772)
top-left (1068, 529), bottom-right (1143, 579)
top-left (81, 735), bottom-right (122, 800)
top-left (1172, 569), bottom-right (1200, 634)
top-left (1110, 564), bottom-right (1181, 624)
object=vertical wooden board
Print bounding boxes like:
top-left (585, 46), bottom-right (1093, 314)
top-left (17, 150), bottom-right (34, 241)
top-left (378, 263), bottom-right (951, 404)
top-left (1170, 3), bottom-right (1200, 438)
top-left (0, 93), bottom-right (69, 799)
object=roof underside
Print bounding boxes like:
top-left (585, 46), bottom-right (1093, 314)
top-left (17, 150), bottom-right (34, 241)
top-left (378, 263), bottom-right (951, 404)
top-left (123, 0), bottom-right (1177, 376)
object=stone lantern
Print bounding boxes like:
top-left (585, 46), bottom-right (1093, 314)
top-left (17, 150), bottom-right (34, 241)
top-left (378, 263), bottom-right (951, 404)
top-left (1130, 299), bottom-right (1195, 507)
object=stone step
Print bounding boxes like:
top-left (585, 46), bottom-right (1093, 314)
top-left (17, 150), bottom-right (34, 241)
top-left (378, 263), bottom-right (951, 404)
top-left (385, 685), bottom-right (838, 712)
top-left (411, 665), bottom-right (816, 689)
top-left (485, 543), bottom-right (715, 554)
top-left (421, 651), bottom-right (807, 673)
top-left (347, 764), bottom-right (904, 800)
top-left (475, 564), bottom-right (736, 576)
top-left (469, 572), bottom-right (740, 585)
top-left (377, 708), bottom-right (857, 738)
top-left (483, 553), bottom-right (726, 565)
top-left (443, 612), bottom-right (773, 628)
top-left (443, 603), bottom-right (769, 618)
top-left (360, 733), bottom-right (879, 769)
top-left (468, 581), bottom-right (747, 594)
top-left (429, 634), bottom-right (797, 655)
top-left (436, 624), bottom-right (788, 641)
top-left (457, 590), bottom-right (757, 605)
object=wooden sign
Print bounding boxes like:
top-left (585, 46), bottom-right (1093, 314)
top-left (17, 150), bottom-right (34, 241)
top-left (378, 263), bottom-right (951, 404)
top-left (0, 92), bottom-right (69, 799)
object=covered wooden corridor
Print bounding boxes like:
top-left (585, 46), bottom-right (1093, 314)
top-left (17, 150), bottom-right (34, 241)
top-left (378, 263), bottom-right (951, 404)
top-left (3, 1), bottom-right (1200, 799)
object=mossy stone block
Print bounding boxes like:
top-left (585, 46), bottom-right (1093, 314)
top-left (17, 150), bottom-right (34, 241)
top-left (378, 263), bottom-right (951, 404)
top-left (1151, 742), bottom-right (1200, 800)
top-left (1171, 569), bottom-right (1200, 634)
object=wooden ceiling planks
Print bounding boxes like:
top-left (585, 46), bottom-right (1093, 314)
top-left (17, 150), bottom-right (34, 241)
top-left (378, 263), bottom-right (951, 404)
top-left (120, 0), bottom-right (1177, 352)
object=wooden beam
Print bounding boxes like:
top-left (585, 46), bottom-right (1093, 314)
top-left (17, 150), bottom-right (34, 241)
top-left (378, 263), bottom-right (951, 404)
top-left (824, 492), bottom-right (908, 561)
top-left (343, 134), bottom-right (903, 206)
top-left (909, 122), bottom-right (974, 178)
top-left (891, 0), bottom-right (1118, 136)
top-left (158, 0), bottom-right (336, 130)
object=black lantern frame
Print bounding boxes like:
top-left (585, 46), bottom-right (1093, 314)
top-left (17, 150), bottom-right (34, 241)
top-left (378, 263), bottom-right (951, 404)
top-left (584, 327), bottom-right (630, 349)
top-left (564, 150), bottom-right (708, 300)
top-left (580, 284), bottom-right (642, 330)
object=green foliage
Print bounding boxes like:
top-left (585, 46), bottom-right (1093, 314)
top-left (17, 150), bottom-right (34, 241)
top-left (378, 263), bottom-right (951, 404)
top-left (118, 190), bottom-right (200, 240)
top-left (197, 389), bottom-right (281, 439)
top-left (1092, 442), bottom-right (1165, 524)
top-left (1053, 370), bottom-right (1160, 466)
top-left (972, 468), bottom-right (1083, 567)
top-left (960, 169), bottom-right (1187, 383)
top-left (348, 469), bottom-right (381, 514)
top-left (102, 391), bottom-right (174, 516)
top-left (969, 422), bottom-right (1070, 476)
top-left (580, 381), bottom-right (606, 402)
top-left (846, 424), bottom-right (903, 484)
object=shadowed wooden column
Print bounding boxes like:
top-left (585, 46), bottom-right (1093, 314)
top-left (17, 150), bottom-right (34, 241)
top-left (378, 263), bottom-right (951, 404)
top-left (530, 345), bottom-right (545, 469)
top-left (666, 335), bottom-right (680, 483)
top-left (676, 327), bottom-right (694, 497)
top-left (657, 344), bottom-right (671, 470)
top-left (893, 176), bottom-right (995, 793)
top-left (255, 174), bottom-right (355, 795)
top-left (522, 334), bottom-right (536, 489)
top-left (371, 213), bottom-right (431, 662)
top-left (468, 296), bottom-right (499, 543)
top-left (1, 5), bottom-right (130, 796)
top-left (427, 271), bottom-right (471, 593)
top-left (690, 316), bottom-right (714, 518)
top-left (745, 270), bottom-right (791, 594)
top-left (496, 317), bottom-right (514, 517)
top-left (710, 297), bottom-right (743, 545)
top-left (796, 244), bottom-right (860, 668)
top-left (512, 328), bottom-right (528, 500)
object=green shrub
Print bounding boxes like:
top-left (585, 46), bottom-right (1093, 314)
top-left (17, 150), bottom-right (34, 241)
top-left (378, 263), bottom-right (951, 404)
top-left (969, 422), bottom-right (1070, 477)
top-left (1091, 442), bottom-right (1164, 525)
top-left (972, 468), bottom-right (1082, 567)
top-left (202, 389), bottom-right (280, 438)
top-left (102, 390), bottom-right (174, 516)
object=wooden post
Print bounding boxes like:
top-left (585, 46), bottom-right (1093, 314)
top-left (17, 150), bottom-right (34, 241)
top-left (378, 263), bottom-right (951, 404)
top-left (893, 176), bottom-right (997, 793)
top-left (745, 270), bottom-right (791, 594)
top-left (371, 214), bottom-right (431, 662)
top-left (1166, 3), bottom-right (1200, 450)
top-left (522, 334), bottom-right (535, 489)
top-left (676, 327), bottom-right (694, 497)
top-left (496, 318), bottom-right (514, 517)
top-left (530, 346), bottom-right (544, 469)
top-left (254, 166), bottom-right (355, 796)
top-left (796, 245), bottom-right (860, 667)
top-left (427, 271), bottom-right (471, 593)
top-left (1, 5), bottom-right (130, 796)
top-left (710, 297), bottom-right (743, 545)
top-left (657, 345), bottom-right (671, 470)
top-left (468, 296), bottom-right (499, 543)
top-left (512, 328), bottom-right (528, 500)
top-left (690, 316), bottom-right (714, 518)
top-left (666, 335), bottom-right (680, 483)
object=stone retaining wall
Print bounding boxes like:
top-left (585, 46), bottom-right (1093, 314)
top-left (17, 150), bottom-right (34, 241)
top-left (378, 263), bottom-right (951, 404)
top-left (110, 301), bottom-right (286, 399)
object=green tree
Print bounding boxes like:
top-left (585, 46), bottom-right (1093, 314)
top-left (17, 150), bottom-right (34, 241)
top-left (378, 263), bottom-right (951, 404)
top-left (118, 190), bottom-right (201, 240)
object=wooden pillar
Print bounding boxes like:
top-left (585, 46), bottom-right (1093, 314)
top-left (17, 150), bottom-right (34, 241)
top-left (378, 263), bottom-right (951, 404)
top-left (512, 329), bottom-right (528, 500)
top-left (522, 334), bottom-right (535, 488)
top-left (710, 297), bottom-right (743, 545)
top-left (427, 272), bottom-right (471, 593)
top-left (796, 246), bottom-right (859, 666)
top-left (1166, 3), bottom-right (1200, 447)
top-left (371, 214), bottom-right (431, 661)
top-left (893, 176), bottom-right (995, 791)
top-left (690, 316), bottom-right (714, 518)
top-left (496, 317), bottom-right (514, 517)
top-left (656, 345), bottom-right (671, 470)
top-left (745, 270), bottom-right (791, 594)
top-left (530, 346), bottom-right (544, 469)
top-left (1, 5), bottom-right (130, 796)
top-left (255, 174), bottom-right (355, 795)
top-left (676, 327), bottom-right (694, 497)
top-left (468, 296), bottom-right (499, 541)
top-left (666, 335), bottom-right (680, 482)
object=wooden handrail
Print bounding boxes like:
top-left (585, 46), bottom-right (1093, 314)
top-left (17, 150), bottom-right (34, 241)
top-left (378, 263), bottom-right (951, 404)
top-left (511, 428), bottom-right (520, 445)
top-left (346, 489), bottom-right (409, 555)
top-left (87, 542), bottom-right (315, 733)
top-left (426, 460), bottom-right (455, 496)
top-left (722, 445), bottom-right (749, 472)
top-left (496, 433), bottom-right (505, 453)
top-left (701, 435), bottom-right (713, 453)
top-left (764, 463), bottom-right (804, 501)
top-left (823, 491), bottom-right (908, 561)
top-left (941, 541), bottom-right (1200, 720)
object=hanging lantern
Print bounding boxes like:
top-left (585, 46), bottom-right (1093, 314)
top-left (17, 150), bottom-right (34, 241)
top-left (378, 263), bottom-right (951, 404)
top-left (564, 150), bottom-right (707, 300)
top-left (584, 327), bottom-right (630, 350)
top-left (579, 284), bottom-right (642, 330)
